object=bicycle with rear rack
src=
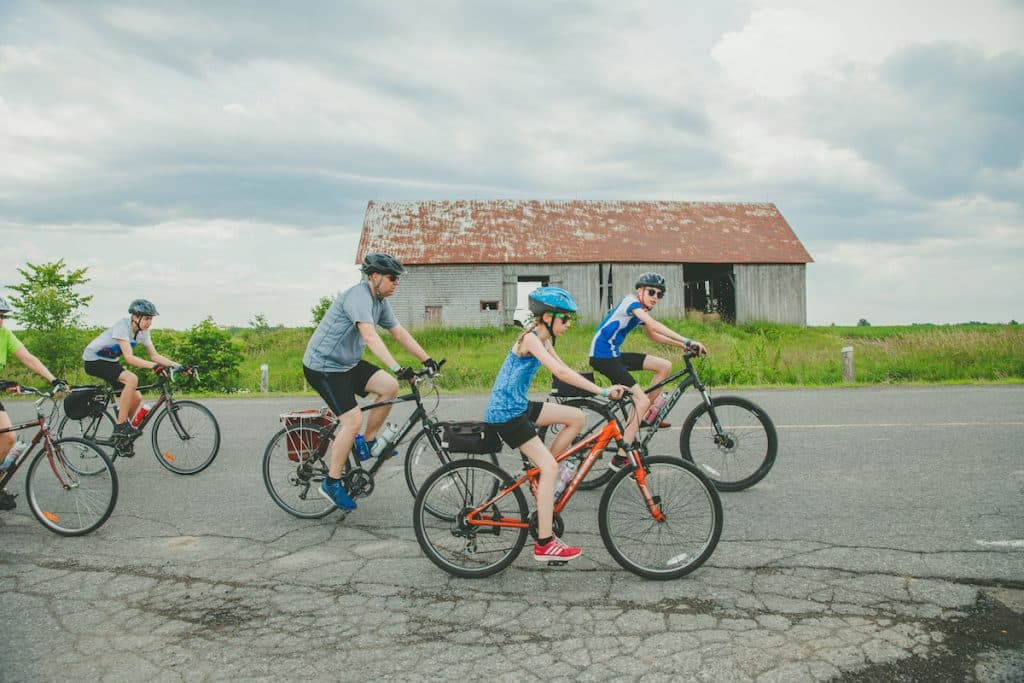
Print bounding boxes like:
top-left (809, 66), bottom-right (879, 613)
top-left (413, 395), bottom-right (722, 579)
top-left (0, 383), bottom-right (118, 536)
top-left (56, 366), bottom-right (220, 475)
top-left (542, 351), bottom-right (777, 492)
top-left (263, 360), bottom-right (499, 518)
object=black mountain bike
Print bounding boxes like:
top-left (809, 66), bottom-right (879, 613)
top-left (263, 361), bottom-right (499, 518)
top-left (542, 352), bottom-right (777, 491)
top-left (56, 366), bottom-right (220, 475)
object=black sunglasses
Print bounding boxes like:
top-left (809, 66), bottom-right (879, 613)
top-left (384, 274), bottom-right (400, 282)
top-left (645, 288), bottom-right (665, 299)
top-left (0, 313), bottom-right (8, 319)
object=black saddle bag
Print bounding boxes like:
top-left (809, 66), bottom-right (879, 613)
top-left (440, 421), bottom-right (501, 454)
top-left (63, 387), bottom-right (107, 420)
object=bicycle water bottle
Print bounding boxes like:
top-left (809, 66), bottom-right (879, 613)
top-left (1, 440), bottom-right (27, 470)
top-left (553, 458), bottom-right (578, 500)
top-left (643, 392), bottom-right (670, 425)
top-left (132, 403), bottom-right (152, 427)
top-left (371, 422), bottom-right (401, 458)
top-left (354, 434), bottom-right (372, 461)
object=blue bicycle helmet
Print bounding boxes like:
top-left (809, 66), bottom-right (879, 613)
top-left (635, 272), bottom-right (666, 291)
top-left (128, 299), bottom-right (158, 316)
top-left (528, 286), bottom-right (577, 316)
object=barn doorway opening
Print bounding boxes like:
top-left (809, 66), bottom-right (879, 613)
top-left (514, 276), bottom-right (549, 327)
top-left (684, 264), bottom-right (735, 322)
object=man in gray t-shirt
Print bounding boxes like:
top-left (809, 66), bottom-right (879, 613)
top-left (303, 253), bottom-right (438, 511)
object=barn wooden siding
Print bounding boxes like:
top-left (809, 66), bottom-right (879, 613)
top-left (734, 264), bottom-right (807, 326)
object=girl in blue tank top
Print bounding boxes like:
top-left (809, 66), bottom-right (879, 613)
top-left (484, 287), bottom-right (627, 564)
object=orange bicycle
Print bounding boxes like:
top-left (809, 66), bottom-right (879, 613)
top-left (412, 396), bottom-right (722, 579)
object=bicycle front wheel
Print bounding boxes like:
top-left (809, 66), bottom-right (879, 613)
top-left (403, 425), bottom-right (498, 502)
top-left (56, 411), bottom-right (117, 474)
top-left (537, 398), bottom-right (615, 490)
top-left (263, 425), bottom-right (336, 519)
top-left (599, 456), bottom-right (722, 580)
top-left (413, 459), bottom-right (528, 578)
top-left (680, 396), bottom-right (777, 492)
top-left (149, 400), bottom-right (220, 475)
top-left (25, 438), bottom-right (119, 536)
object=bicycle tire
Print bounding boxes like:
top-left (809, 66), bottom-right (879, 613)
top-left (403, 425), bottom-right (499, 503)
top-left (56, 410), bottom-right (118, 474)
top-left (679, 395), bottom-right (777, 492)
top-left (263, 425), bottom-right (337, 519)
top-left (413, 459), bottom-right (528, 578)
top-left (598, 456), bottom-right (722, 580)
top-left (537, 398), bottom-right (615, 490)
top-left (149, 400), bottom-right (220, 475)
top-left (25, 437), bottom-right (119, 536)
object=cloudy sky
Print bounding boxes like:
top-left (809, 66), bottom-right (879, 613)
top-left (2, 0), bottom-right (1022, 330)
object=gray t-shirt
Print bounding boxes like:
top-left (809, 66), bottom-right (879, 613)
top-left (302, 282), bottom-right (398, 373)
top-left (83, 317), bottom-right (153, 363)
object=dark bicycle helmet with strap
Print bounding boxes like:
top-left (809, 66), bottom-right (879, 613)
top-left (360, 253), bottom-right (407, 277)
top-left (0, 296), bottom-right (12, 314)
top-left (128, 299), bottom-right (158, 316)
top-left (635, 272), bottom-right (666, 292)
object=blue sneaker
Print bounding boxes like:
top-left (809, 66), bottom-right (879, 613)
top-left (319, 478), bottom-right (357, 510)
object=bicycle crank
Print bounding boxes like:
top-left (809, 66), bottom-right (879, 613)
top-left (344, 468), bottom-right (374, 497)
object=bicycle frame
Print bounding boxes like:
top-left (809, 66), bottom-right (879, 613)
top-left (464, 400), bottom-right (666, 532)
top-left (0, 393), bottom-right (70, 492)
top-left (83, 375), bottom-right (183, 447)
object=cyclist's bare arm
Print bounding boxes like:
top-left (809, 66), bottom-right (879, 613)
top-left (385, 324), bottom-right (431, 365)
top-left (12, 346), bottom-right (57, 384)
top-left (521, 334), bottom-right (625, 399)
top-left (357, 321), bottom-right (410, 372)
top-left (143, 343), bottom-right (181, 369)
top-left (634, 309), bottom-right (706, 354)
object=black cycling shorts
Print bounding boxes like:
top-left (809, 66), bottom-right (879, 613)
top-left (303, 360), bottom-right (382, 415)
top-left (489, 401), bottom-right (544, 450)
top-left (589, 353), bottom-right (647, 388)
top-left (84, 360), bottom-right (127, 389)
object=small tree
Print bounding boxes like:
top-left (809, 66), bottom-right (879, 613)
top-left (311, 295), bottom-right (335, 326)
top-left (857, 318), bottom-right (871, 327)
top-left (8, 259), bottom-right (92, 376)
top-left (174, 317), bottom-right (244, 391)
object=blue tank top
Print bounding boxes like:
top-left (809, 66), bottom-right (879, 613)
top-left (484, 334), bottom-right (542, 424)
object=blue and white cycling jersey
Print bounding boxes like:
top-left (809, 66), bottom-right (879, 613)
top-left (589, 295), bottom-right (644, 359)
top-left (82, 317), bottom-right (151, 362)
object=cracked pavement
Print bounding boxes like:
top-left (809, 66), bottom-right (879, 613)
top-left (2, 386), bottom-right (1022, 681)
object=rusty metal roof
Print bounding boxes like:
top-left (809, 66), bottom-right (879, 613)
top-left (357, 200), bottom-right (812, 265)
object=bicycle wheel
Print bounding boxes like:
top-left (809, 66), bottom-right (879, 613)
top-left (679, 395), bottom-right (777, 492)
top-left (56, 410), bottom-right (117, 474)
top-left (25, 438), bottom-right (118, 536)
top-left (599, 456), bottom-right (722, 580)
top-left (263, 425), bottom-right (337, 519)
top-left (537, 399), bottom-right (615, 490)
top-left (149, 400), bottom-right (220, 475)
top-left (403, 425), bottom-right (499, 502)
top-left (413, 459), bottom-right (528, 578)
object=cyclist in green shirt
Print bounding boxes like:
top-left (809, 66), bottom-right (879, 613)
top-left (0, 296), bottom-right (67, 510)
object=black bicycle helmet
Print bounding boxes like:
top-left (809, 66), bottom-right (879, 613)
top-left (0, 296), bottom-right (11, 313)
top-left (128, 299), bottom-right (159, 316)
top-left (361, 253), bottom-right (406, 276)
top-left (635, 272), bottom-right (666, 291)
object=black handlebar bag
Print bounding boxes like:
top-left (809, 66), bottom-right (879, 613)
top-left (63, 387), bottom-right (107, 420)
top-left (440, 421), bottom-right (501, 454)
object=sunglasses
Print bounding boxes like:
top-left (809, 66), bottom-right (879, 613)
top-left (0, 313), bottom-right (7, 320)
top-left (384, 274), bottom-right (400, 283)
top-left (645, 288), bottom-right (665, 299)
top-left (552, 312), bottom-right (576, 323)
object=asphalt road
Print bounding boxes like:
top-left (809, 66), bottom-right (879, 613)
top-left (2, 385), bottom-right (1022, 681)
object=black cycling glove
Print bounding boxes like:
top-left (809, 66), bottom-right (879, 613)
top-left (423, 358), bottom-right (440, 375)
top-left (396, 366), bottom-right (416, 381)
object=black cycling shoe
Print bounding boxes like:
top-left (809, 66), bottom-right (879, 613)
top-left (0, 489), bottom-right (17, 510)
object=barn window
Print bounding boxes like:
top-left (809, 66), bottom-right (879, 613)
top-left (480, 301), bottom-right (499, 311)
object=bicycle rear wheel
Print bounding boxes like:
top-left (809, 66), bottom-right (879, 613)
top-left (403, 425), bottom-right (498, 503)
top-left (413, 459), bottom-right (528, 578)
top-left (680, 396), bottom-right (777, 492)
top-left (263, 425), bottom-right (337, 519)
top-left (537, 399), bottom-right (615, 490)
top-left (150, 400), bottom-right (220, 475)
top-left (56, 411), bottom-right (117, 474)
top-left (599, 456), bottom-right (722, 580)
top-left (25, 438), bottom-right (118, 536)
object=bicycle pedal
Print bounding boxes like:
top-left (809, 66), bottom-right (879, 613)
top-left (546, 560), bottom-right (568, 567)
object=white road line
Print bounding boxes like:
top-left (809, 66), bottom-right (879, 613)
top-left (775, 422), bottom-right (1024, 429)
top-left (975, 540), bottom-right (1024, 549)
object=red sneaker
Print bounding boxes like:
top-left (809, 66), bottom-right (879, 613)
top-left (533, 537), bottom-right (582, 562)
top-left (641, 419), bottom-right (672, 428)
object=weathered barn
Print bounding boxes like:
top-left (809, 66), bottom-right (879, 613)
top-left (356, 200), bottom-right (813, 327)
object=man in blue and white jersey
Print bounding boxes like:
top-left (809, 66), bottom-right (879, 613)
top-left (589, 273), bottom-right (706, 469)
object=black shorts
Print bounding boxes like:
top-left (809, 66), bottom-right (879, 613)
top-left (489, 401), bottom-right (544, 450)
top-left (303, 360), bottom-right (382, 415)
top-left (589, 353), bottom-right (647, 388)
top-left (84, 360), bottom-right (126, 389)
